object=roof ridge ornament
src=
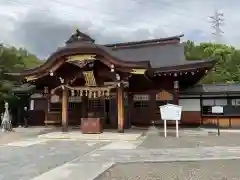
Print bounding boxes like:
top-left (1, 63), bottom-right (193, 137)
top-left (66, 28), bottom-right (95, 44)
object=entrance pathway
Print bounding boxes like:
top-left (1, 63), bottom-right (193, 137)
top-left (2, 127), bottom-right (240, 180)
top-left (38, 130), bottom-right (144, 141)
top-left (29, 144), bottom-right (240, 180)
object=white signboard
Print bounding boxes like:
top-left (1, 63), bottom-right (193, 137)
top-left (160, 104), bottom-right (183, 138)
top-left (160, 104), bottom-right (182, 121)
top-left (212, 106), bottom-right (223, 114)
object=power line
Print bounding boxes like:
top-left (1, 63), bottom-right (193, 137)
top-left (209, 10), bottom-right (224, 43)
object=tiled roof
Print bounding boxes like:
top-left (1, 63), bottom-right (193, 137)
top-left (182, 84), bottom-right (240, 94)
top-left (12, 83), bottom-right (36, 93)
top-left (104, 34), bottom-right (183, 47)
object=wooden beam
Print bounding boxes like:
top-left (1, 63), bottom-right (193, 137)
top-left (130, 69), bottom-right (146, 74)
top-left (117, 83), bottom-right (124, 133)
top-left (61, 88), bottom-right (69, 131)
top-left (66, 55), bottom-right (96, 62)
top-left (25, 75), bottom-right (37, 82)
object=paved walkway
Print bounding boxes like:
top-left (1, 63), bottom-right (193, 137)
top-left (28, 143), bottom-right (240, 180)
top-left (0, 127), bottom-right (54, 145)
top-left (2, 127), bottom-right (240, 179)
top-left (0, 132), bottom-right (24, 145)
top-left (96, 160), bottom-right (240, 180)
top-left (38, 130), bottom-right (144, 141)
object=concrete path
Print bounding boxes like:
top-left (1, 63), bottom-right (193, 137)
top-left (38, 131), bottom-right (143, 141)
top-left (27, 144), bottom-right (240, 180)
top-left (2, 126), bottom-right (240, 180)
top-left (0, 126), bottom-right (54, 145)
top-left (0, 139), bottom-right (109, 180)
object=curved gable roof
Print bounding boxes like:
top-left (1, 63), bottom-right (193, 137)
top-left (7, 31), bottom-right (214, 77)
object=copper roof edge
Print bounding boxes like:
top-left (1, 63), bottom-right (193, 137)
top-left (104, 34), bottom-right (184, 48)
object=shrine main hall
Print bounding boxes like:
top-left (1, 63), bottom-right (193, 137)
top-left (9, 29), bottom-right (216, 133)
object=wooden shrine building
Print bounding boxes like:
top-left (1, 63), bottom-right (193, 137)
top-left (8, 29), bottom-right (216, 132)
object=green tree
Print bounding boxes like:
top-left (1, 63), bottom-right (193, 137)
top-left (0, 44), bottom-right (43, 112)
top-left (184, 41), bottom-right (240, 84)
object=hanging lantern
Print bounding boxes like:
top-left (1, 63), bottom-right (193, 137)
top-left (116, 73), bottom-right (120, 81)
top-left (49, 71), bottom-right (54, 76)
top-left (71, 90), bottom-right (75, 96)
top-left (174, 81), bottom-right (179, 89)
top-left (59, 77), bottom-right (64, 84)
top-left (106, 90), bottom-right (110, 97)
top-left (44, 87), bottom-right (49, 98)
top-left (110, 64), bottom-right (115, 72)
top-left (88, 91), bottom-right (92, 98)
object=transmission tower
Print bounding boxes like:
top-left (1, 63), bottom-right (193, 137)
top-left (209, 10), bottom-right (224, 43)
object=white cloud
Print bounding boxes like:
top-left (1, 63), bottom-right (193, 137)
top-left (0, 0), bottom-right (239, 58)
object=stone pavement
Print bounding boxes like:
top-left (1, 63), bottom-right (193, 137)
top-left (140, 133), bottom-right (240, 148)
top-left (0, 126), bottom-right (54, 145)
top-left (0, 139), bottom-right (109, 180)
top-left (96, 160), bottom-right (240, 180)
top-left (2, 128), bottom-right (240, 180)
top-left (0, 132), bottom-right (24, 145)
top-left (28, 142), bottom-right (240, 180)
top-left (38, 130), bottom-right (144, 141)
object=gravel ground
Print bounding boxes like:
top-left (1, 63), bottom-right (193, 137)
top-left (140, 134), bottom-right (240, 149)
top-left (95, 160), bottom-right (240, 180)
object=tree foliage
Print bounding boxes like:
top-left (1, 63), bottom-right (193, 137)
top-left (184, 40), bottom-right (240, 84)
top-left (0, 44), bottom-right (43, 111)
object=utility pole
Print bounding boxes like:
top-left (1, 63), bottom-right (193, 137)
top-left (209, 10), bottom-right (224, 43)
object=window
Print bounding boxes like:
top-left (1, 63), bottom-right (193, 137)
top-left (133, 94), bottom-right (149, 108)
top-left (68, 102), bottom-right (81, 111)
top-left (202, 99), bottom-right (227, 115)
top-left (231, 99), bottom-right (240, 106)
top-left (88, 98), bottom-right (104, 109)
top-left (49, 102), bottom-right (61, 112)
top-left (202, 99), bottom-right (227, 106)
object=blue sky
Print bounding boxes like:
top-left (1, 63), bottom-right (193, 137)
top-left (0, 0), bottom-right (239, 58)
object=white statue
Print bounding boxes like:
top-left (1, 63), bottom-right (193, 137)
top-left (1, 102), bottom-right (12, 132)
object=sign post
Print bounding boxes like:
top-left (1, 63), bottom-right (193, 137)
top-left (211, 106), bottom-right (223, 136)
top-left (164, 119), bottom-right (167, 138)
top-left (160, 104), bottom-right (182, 138)
top-left (176, 119), bottom-right (179, 138)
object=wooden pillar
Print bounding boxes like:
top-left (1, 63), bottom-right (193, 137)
top-left (62, 88), bottom-right (69, 132)
top-left (127, 90), bottom-right (133, 129)
top-left (117, 83), bottom-right (124, 133)
top-left (82, 91), bottom-right (88, 118)
top-left (173, 81), bottom-right (179, 105)
top-left (44, 87), bottom-right (49, 126)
